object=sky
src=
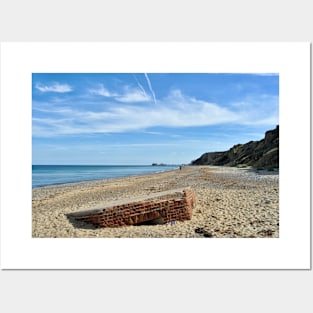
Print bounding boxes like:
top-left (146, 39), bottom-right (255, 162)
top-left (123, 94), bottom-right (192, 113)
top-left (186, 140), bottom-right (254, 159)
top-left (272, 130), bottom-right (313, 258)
top-left (32, 73), bottom-right (279, 165)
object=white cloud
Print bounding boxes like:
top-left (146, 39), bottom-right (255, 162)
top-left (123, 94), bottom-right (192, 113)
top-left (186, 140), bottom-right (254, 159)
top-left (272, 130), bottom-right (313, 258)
top-left (144, 73), bottom-right (157, 105)
top-left (133, 74), bottom-right (149, 98)
top-left (116, 89), bottom-right (151, 103)
top-left (229, 94), bottom-right (279, 125)
top-left (160, 89), bottom-right (239, 126)
top-left (89, 84), bottom-right (150, 103)
top-left (35, 83), bottom-right (73, 93)
top-left (89, 84), bottom-right (118, 97)
top-left (32, 89), bottom-right (277, 137)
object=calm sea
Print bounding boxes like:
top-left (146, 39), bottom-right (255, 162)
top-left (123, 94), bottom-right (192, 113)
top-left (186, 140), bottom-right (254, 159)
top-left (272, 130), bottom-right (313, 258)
top-left (32, 165), bottom-right (178, 188)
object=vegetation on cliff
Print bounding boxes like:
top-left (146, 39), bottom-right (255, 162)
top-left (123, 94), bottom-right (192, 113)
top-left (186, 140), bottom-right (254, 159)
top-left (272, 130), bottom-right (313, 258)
top-left (191, 126), bottom-right (279, 169)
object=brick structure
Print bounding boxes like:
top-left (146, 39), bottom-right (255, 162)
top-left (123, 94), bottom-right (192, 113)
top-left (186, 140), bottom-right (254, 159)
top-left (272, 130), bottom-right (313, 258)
top-left (66, 188), bottom-right (196, 228)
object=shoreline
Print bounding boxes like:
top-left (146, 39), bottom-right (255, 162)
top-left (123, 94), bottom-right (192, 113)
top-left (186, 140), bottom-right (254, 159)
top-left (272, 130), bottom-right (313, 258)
top-left (32, 165), bottom-right (180, 189)
top-left (32, 167), bottom-right (181, 199)
top-left (32, 165), bottom-right (279, 238)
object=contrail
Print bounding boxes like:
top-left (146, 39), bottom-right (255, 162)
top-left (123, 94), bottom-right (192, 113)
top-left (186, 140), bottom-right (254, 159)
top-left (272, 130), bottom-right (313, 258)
top-left (144, 73), bottom-right (157, 105)
top-left (133, 74), bottom-right (148, 98)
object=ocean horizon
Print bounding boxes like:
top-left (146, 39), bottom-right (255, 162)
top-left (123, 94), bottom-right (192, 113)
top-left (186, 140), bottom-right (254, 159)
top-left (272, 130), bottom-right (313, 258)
top-left (32, 164), bottom-right (179, 188)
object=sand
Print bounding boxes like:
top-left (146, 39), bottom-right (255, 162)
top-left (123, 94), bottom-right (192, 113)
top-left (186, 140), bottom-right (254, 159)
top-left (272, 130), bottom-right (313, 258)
top-left (32, 165), bottom-right (279, 238)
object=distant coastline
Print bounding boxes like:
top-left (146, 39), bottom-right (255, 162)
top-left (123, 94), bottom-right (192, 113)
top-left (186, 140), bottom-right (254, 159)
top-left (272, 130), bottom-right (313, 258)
top-left (151, 163), bottom-right (175, 166)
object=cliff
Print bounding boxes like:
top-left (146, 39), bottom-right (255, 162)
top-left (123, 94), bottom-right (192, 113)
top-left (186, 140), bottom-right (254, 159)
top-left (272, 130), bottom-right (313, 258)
top-left (191, 125), bottom-right (279, 169)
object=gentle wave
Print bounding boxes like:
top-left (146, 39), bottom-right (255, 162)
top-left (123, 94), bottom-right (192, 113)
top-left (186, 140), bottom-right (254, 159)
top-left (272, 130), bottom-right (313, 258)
top-left (32, 165), bottom-right (178, 188)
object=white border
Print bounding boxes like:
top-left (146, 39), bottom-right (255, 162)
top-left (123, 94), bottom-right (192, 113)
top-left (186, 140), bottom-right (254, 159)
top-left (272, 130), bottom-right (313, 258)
top-left (0, 42), bottom-right (311, 269)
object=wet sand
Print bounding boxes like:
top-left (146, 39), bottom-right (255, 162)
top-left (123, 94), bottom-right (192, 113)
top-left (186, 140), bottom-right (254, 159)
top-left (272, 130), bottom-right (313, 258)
top-left (32, 166), bottom-right (279, 238)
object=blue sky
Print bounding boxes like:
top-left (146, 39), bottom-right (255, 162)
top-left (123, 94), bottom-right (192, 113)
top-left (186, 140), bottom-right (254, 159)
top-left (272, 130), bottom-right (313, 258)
top-left (32, 73), bottom-right (279, 165)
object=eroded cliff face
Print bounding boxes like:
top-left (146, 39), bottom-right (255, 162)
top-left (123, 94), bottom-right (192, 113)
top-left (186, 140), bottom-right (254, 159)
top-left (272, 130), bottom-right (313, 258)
top-left (191, 126), bottom-right (279, 169)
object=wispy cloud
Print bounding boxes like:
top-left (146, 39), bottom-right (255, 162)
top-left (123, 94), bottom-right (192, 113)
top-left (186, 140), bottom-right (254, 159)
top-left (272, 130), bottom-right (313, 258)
top-left (144, 73), bottom-right (157, 105)
top-left (133, 75), bottom-right (148, 98)
top-left (88, 83), bottom-right (150, 103)
top-left (89, 84), bottom-right (118, 97)
top-left (229, 94), bottom-right (279, 125)
top-left (116, 86), bottom-right (151, 103)
top-left (32, 88), bottom-right (278, 137)
top-left (35, 83), bottom-right (73, 93)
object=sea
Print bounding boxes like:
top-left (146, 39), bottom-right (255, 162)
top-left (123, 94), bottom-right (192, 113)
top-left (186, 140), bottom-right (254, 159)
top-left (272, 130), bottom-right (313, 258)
top-left (32, 165), bottom-right (179, 188)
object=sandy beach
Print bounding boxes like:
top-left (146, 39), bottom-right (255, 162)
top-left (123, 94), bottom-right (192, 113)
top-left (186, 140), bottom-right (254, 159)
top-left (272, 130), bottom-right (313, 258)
top-left (32, 166), bottom-right (279, 238)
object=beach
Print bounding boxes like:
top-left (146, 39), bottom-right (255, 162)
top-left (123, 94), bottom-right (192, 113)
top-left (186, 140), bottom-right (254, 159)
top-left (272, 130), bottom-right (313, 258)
top-left (32, 166), bottom-right (279, 238)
